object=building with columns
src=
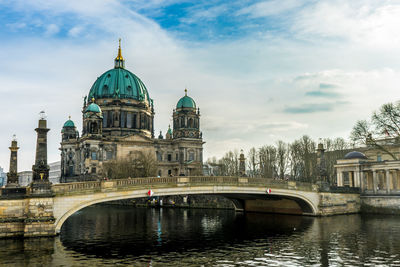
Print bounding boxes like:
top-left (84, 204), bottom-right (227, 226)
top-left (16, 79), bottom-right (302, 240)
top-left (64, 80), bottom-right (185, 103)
top-left (60, 42), bottom-right (204, 180)
top-left (335, 151), bottom-right (400, 194)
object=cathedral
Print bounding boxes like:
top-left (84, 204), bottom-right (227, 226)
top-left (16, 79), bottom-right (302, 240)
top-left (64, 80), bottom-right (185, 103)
top-left (60, 41), bottom-right (204, 179)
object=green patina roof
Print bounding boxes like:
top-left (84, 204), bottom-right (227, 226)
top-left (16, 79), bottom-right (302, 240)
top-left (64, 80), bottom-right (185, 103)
top-left (88, 68), bottom-right (151, 103)
top-left (63, 119), bottom-right (75, 128)
top-left (176, 95), bottom-right (196, 109)
top-left (85, 103), bottom-right (102, 113)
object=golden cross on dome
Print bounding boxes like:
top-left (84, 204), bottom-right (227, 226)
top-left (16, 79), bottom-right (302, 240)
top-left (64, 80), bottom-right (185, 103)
top-left (116, 38), bottom-right (124, 60)
top-left (185, 88), bottom-right (187, 96)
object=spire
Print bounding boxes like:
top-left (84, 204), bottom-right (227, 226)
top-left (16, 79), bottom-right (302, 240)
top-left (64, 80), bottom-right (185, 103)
top-left (185, 88), bottom-right (187, 96)
top-left (114, 38), bottom-right (125, 69)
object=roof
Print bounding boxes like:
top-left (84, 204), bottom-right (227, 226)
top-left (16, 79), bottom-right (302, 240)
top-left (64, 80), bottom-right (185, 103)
top-left (344, 151), bottom-right (368, 160)
top-left (88, 68), bottom-right (151, 103)
top-left (177, 95), bottom-right (196, 109)
top-left (63, 119), bottom-right (75, 128)
top-left (85, 103), bottom-right (102, 113)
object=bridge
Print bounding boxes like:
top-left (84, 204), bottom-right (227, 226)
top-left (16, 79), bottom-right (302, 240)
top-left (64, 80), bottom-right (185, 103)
top-left (0, 176), bottom-right (360, 238)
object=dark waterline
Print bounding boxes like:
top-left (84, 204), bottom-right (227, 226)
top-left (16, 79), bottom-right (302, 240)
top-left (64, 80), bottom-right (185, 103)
top-left (1, 206), bottom-right (400, 266)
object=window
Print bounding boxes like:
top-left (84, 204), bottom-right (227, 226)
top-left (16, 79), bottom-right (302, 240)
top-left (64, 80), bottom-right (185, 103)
top-left (189, 151), bottom-right (195, 161)
top-left (168, 170), bottom-right (172, 176)
top-left (103, 112), bottom-right (108, 127)
top-left (91, 152), bottom-right (97, 160)
top-left (121, 111), bottom-right (126, 128)
top-left (106, 151), bottom-right (113, 160)
top-left (176, 153), bottom-right (179, 161)
top-left (127, 113), bottom-right (132, 128)
top-left (133, 114), bottom-right (137, 129)
top-left (377, 155), bottom-right (382, 161)
top-left (158, 170), bottom-right (162, 177)
top-left (156, 152), bottom-right (162, 161)
top-left (91, 167), bottom-right (96, 174)
top-left (168, 154), bottom-right (172, 162)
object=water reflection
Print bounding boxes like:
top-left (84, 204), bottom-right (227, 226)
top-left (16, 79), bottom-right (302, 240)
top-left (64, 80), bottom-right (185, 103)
top-left (0, 206), bottom-right (400, 266)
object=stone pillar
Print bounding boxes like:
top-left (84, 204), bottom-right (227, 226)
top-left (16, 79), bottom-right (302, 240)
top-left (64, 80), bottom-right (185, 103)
top-left (360, 171), bottom-right (365, 192)
top-left (337, 171), bottom-right (343, 186)
top-left (239, 150), bottom-right (246, 177)
top-left (316, 143), bottom-right (327, 183)
top-left (31, 111), bottom-right (52, 195)
top-left (386, 169), bottom-right (391, 194)
top-left (373, 170), bottom-right (378, 194)
top-left (1, 136), bottom-right (27, 197)
top-left (354, 171), bottom-right (360, 187)
top-left (6, 136), bottom-right (19, 187)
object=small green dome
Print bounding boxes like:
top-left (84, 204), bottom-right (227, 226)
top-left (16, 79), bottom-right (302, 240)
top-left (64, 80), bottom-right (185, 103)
top-left (85, 103), bottom-right (102, 113)
top-left (63, 119), bottom-right (75, 128)
top-left (88, 68), bottom-right (151, 103)
top-left (177, 94), bottom-right (196, 109)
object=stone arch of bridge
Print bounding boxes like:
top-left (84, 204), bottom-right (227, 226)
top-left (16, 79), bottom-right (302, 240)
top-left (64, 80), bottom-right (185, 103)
top-left (54, 188), bottom-right (318, 234)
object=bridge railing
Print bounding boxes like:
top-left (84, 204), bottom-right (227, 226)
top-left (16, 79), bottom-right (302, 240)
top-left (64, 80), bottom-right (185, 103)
top-left (52, 176), bottom-right (317, 195)
top-left (53, 181), bottom-right (102, 194)
top-left (114, 177), bottom-right (178, 187)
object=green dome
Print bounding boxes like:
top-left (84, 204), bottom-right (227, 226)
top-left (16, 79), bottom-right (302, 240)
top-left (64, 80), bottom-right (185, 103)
top-left (63, 119), bottom-right (75, 127)
top-left (88, 68), bottom-right (150, 103)
top-left (85, 103), bottom-right (102, 113)
top-left (177, 95), bottom-right (196, 109)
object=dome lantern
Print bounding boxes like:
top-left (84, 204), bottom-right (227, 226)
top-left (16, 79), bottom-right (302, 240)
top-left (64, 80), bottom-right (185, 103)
top-left (114, 38), bottom-right (125, 69)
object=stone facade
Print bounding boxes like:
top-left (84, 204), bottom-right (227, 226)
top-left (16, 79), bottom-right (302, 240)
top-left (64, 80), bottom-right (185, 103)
top-left (60, 45), bottom-right (204, 179)
top-left (335, 152), bottom-right (400, 194)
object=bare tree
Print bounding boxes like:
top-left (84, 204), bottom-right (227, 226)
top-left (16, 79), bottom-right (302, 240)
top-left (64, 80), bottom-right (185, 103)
top-left (258, 145), bottom-right (277, 178)
top-left (102, 150), bottom-right (157, 179)
top-left (276, 141), bottom-right (289, 180)
top-left (351, 119), bottom-right (398, 160)
top-left (247, 147), bottom-right (258, 177)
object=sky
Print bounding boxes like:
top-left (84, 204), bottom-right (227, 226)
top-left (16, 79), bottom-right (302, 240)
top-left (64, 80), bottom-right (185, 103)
top-left (1, 0), bottom-right (400, 171)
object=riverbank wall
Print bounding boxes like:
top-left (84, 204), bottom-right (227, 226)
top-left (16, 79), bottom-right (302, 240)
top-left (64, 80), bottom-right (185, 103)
top-left (360, 196), bottom-right (400, 215)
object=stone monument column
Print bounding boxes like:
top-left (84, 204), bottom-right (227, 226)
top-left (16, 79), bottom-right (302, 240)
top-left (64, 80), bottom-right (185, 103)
top-left (6, 135), bottom-right (19, 187)
top-left (1, 135), bottom-right (26, 197)
top-left (239, 149), bottom-right (246, 177)
top-left (31, 111), bottom-right (52, 195)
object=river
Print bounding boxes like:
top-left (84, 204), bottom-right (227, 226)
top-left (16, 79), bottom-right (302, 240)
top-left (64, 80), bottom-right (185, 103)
top-left (1, 205), bottom-right (400, 266)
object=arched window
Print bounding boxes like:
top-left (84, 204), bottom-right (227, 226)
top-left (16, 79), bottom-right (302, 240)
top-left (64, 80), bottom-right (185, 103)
top-left (188, 118), bottom-right (193, 128)
top-left (189, 151), bottom-right (195, 161)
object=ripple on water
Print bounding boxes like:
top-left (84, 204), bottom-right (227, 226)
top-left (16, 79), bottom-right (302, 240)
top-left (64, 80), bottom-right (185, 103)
top-left (1, 208), bottom-right (400, 266)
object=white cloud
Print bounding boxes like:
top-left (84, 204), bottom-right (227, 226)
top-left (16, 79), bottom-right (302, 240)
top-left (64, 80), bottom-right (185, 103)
top-left (237, 0), bottom-right (304, 18)
top-left (45, 24), bottom-right (59, 36)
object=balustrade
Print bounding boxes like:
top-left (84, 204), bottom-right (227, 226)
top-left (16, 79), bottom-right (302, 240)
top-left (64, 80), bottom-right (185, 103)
top-left (47, 176), bottom-right (320, 196)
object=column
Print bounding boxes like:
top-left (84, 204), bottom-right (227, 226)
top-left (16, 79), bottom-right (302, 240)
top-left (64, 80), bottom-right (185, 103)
top-left (386, 169), bottom-right (391, 194)
top-left (360, 171), bottom-right (365, 192)
top-left (6, 136), bottom-right (19, 186)
top-left (31, 111), bottom-right (52, 195)
top-left (354, 171), bottom-right (360, 187)
top-left (373, 170), bottom-right (378, 194)
top-left (337, 171), bottom-right (343, 186)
